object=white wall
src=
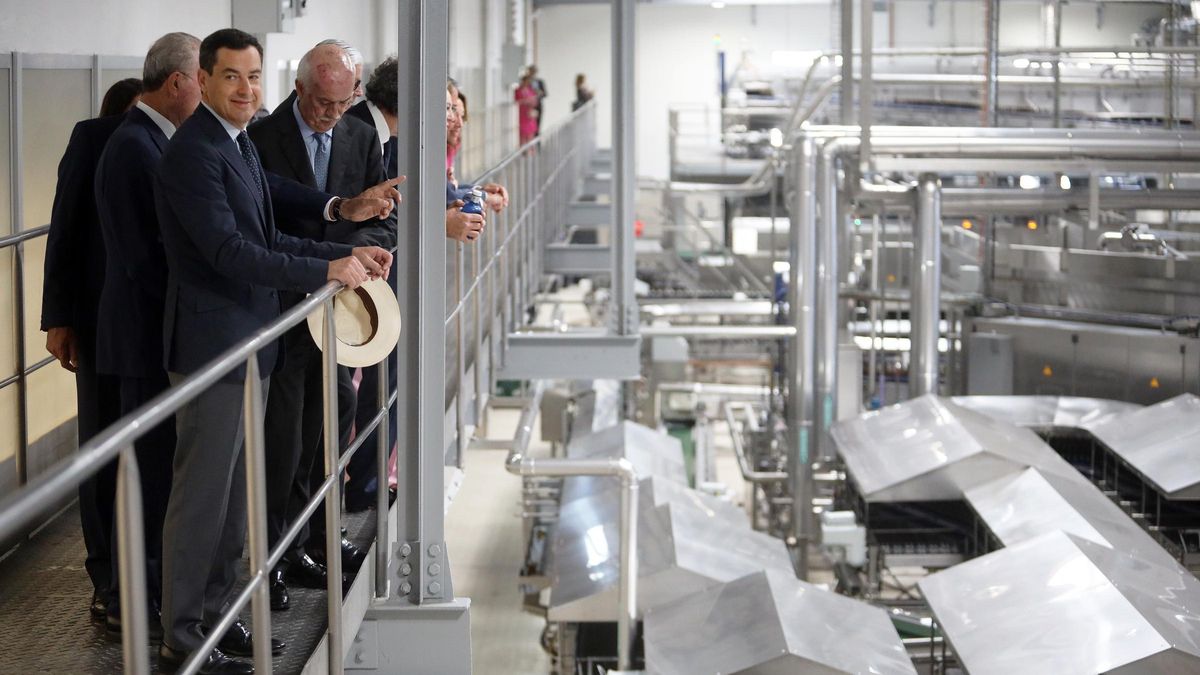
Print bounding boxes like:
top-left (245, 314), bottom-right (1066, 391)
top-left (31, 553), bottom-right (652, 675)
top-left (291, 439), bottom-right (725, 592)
top-left (0, 0), bottom-right (397, 109)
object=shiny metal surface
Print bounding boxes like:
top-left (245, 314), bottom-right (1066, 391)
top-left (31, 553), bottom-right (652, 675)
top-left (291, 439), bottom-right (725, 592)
top-left (558, 421), bottom-right (687, 505)
top-left (965, 467), bottom-right (1176, 567)
top-left (643, 570), bottom-right (916, 675)
top-left (547, 479), bottom-right (792, 622)
top-left (919, 530), bottom-right (1200, 675)
top-left (970, 316), bottom-right (1200, 404)
top-left (831, 395), bottom-right (1077, 502)
top-left (910, 174), bottom-right (941, 397)
top-left (1087, 394), bottom-right (1200, 500)
top-left (950, 395), bottom-right (1140, 431)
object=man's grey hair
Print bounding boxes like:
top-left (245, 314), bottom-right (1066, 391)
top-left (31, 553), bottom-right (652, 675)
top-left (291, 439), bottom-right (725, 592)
top-left (297, 43), bottom-right (355, 88)
top-left (142, 32), bottom-right (200, 92)
top-left (316, 38), bottom-right (363, 66)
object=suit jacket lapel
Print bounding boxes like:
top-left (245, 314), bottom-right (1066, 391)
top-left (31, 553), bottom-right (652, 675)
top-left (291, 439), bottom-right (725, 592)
top-left (275, 109), bottom-right (318, 188)
top-left (326, 119), bottom-right (352, 195)
top-left (198, 107), bottom-right (268, 226)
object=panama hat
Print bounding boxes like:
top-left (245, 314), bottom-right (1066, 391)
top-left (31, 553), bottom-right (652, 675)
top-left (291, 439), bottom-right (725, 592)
top-left (307, 277), bottom-right (401, 367)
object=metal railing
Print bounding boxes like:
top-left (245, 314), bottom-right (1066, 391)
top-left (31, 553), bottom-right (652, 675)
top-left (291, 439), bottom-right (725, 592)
top-left (444, 101), bottom-right (596, 466)
top-left (0, 225), bottom-right (54, 492)
top-left (0, 98), bottom-right (597, 674)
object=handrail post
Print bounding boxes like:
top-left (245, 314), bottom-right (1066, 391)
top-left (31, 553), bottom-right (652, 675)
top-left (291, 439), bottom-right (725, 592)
top-left (456, 243), bottom-right (466, 469)
top-left (242, 357), bottom-right (273, 674)
top-left (321, 298), bottom-right (345, 674)
top-left (374, 351), bottom-right (390, 599)
top-left (617, 474), bottom-right (639, 671)
top-left (116, 446), bottom-right (150, 675)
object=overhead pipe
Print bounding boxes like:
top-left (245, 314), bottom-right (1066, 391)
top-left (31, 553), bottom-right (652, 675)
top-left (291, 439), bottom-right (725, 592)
top-left (504, 380), bottom-right (638, 670)
top-left (911, 175), bottom-right (942, 397)
top-left (856, 186), bottom-right (1200, 215)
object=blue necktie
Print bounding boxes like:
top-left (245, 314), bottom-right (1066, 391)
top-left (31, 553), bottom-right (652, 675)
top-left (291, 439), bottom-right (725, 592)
top-left (235, 131), bottom-right (265, 203)
top-left (313, 132), bottom-right (329, 192)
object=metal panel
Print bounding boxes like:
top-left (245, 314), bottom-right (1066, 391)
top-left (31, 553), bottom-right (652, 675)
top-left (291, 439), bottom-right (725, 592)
top-left (559, 422), bottom-right (688, 505)
top-left (496, 332), bottom-right (641, 380)
top-left (831, 395), bottom-right (1077, 502)
top-left (568, 201), bottom-right (610, 227)
top-left (950, 396), bottom-right (1139, 431)
top-left (548, 481), bottom-right (792, 622)
top-left (965, 467), bottom-right (1176, 567)
top-left (643, 570), bottom-right (916, 675)
top-left (1087, 394), bottom-right (1200, 500)
top-left (543, 243), bottom-right (611, 274)
top-left (920, 531), bottom-right (1200, 675)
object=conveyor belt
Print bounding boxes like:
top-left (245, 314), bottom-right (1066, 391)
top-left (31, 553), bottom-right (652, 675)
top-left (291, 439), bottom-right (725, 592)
top-left (0, 501), bottom-right (376, 674)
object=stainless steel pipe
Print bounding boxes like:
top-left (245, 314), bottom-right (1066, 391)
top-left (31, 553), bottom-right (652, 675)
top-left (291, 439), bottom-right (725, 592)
top-left (911, 175), bottom-right (942, 397)
top-left (504, 380), bottom-right (639, 670)
top-left (787, 136), bottom-right (819, 579)
top-left (725, 402), bottom-right (788, 484)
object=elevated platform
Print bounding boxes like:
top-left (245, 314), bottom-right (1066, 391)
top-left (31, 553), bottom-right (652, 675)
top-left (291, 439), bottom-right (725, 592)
top-left (0, 501), bottom-right (378, 674)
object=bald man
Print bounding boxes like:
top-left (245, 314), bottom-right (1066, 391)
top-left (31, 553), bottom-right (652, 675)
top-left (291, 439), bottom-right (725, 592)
top-left (249, 42), bottom-right (394, 610)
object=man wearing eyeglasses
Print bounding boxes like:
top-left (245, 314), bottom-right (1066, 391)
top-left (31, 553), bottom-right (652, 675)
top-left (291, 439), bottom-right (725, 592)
top-left (248, 42), bottom-right (395, 612)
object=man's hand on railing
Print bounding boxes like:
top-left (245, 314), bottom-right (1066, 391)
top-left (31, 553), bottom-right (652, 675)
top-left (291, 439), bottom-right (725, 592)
top-left (483, 183), bottom-right (508, 212)
top-left (352, 246), bottom-right (393, 281)
top-left (446, 200), bottom-right (485, 243)
top-left (45, 326), bottom-right (79, 373)
top-left (327, 256), bottom-right (372, 289)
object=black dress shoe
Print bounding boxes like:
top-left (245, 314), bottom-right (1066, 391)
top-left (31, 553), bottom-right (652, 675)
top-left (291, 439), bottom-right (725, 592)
top-left (269, 570), bottom-right (289, 611)
top-left (90, 592), bottom-right (109, 621)
top-left (157, 643), bottom-right (253, 674)
top-left (310, 538), bottom-right (366, 571)
top-left (217, 618), bottom-right (285, 657)
top-left (283, 553), bottom-right (327, 589)
top-left (104, 606), bottom-right (164, 643)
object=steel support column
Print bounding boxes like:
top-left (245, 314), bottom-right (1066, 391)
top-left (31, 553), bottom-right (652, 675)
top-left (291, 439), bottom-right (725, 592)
top-left (365, 2), bottom-right (470, 671)
top-left (840, 0), bottom-right (854, 124)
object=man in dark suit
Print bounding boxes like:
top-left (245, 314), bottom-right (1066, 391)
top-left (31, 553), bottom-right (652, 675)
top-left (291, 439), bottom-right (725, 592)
top-left (93, 32), bottom-right (202, 643)
top-left (249, 42), bottom-right (393, 609)
top-left (39, 90), bottom-right (127, 623)
top-left (154, 29), bottom-right (393, 674)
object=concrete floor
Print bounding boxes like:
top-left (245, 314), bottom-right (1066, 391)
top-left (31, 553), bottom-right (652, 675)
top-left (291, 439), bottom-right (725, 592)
top-left (446, 406), bottom-right (553, 675)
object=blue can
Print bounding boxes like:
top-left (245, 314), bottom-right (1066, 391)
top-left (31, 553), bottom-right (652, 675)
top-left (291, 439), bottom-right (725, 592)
top-left (461, 187), bottom-right (485, 215)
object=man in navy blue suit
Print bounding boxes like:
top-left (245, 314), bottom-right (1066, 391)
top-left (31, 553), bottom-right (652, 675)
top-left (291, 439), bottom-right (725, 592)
top-left (39, 88), bottom-right (127, 623)
top-left (94, 31), bottom-right (202, 644)
top-left (153, 29), bottom-right (394, 674)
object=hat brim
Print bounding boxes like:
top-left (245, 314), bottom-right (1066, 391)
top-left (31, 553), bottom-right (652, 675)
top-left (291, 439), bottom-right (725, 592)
top-left (306, 277), bottom-right (401, 367)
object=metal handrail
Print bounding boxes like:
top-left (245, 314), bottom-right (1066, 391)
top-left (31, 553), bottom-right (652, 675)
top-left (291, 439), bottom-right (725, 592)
top-left (1, 223), bottom-right (52, 490)
top-left (0, 96), bottom-right (599, 674)
top-left (0, 273), bottom-right (358, 675)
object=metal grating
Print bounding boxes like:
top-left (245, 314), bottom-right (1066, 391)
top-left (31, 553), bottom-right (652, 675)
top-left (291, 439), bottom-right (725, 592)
top-left (0, 502), bottom-right (377, 674)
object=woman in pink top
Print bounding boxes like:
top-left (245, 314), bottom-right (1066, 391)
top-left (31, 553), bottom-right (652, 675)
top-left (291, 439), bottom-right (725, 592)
top-left (515, 74), bottom-right (539, 146)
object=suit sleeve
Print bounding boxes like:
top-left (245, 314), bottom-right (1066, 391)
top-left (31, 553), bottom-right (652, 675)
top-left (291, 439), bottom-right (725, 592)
top-left (157, 143), bottom-right (332, 293)
top-left (343, 134), bottom-right (397, 249)
top-left (40, 123), bottom-right (90, 330)
top-left (96, 134), bottom-right (167, 299)
top-left (266, 170), bottom-right (334, 225)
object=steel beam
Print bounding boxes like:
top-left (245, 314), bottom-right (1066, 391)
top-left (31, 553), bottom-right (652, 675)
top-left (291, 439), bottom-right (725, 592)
top-left (568, 201), bottom-right (610, 226)
top-left (496, 333), bottom-right (641, 380)
top-left (612, 0), bottom-right (637, 338)
top-left (543, 243), bottom-right (611, 274)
